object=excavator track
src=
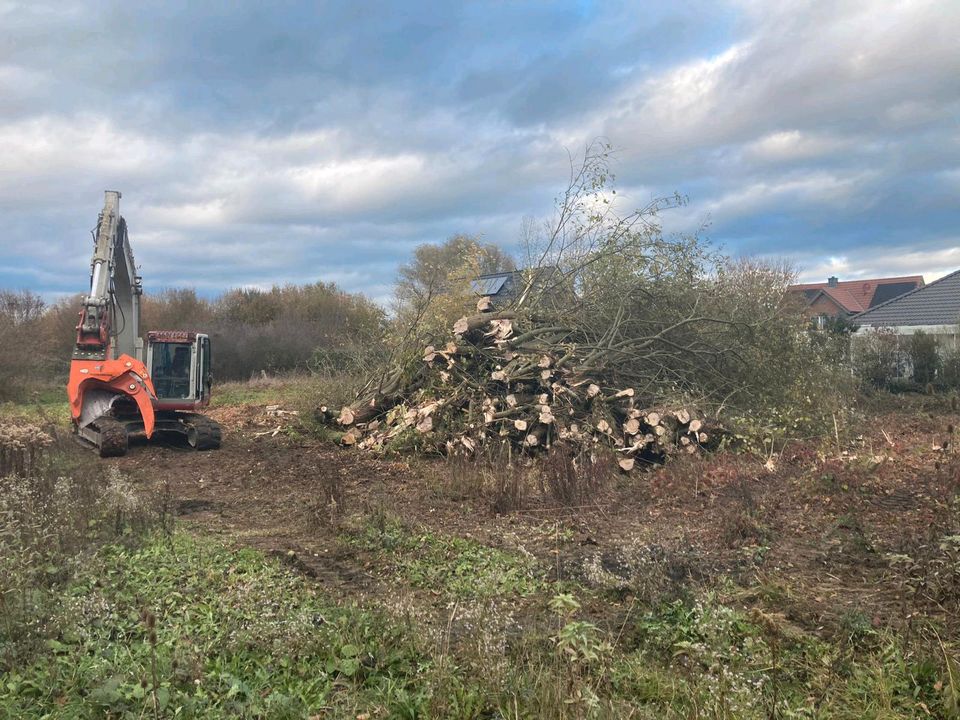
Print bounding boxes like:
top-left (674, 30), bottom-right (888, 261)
top-left (95, 415), bottom-right (129, 458)
top-left (184, 415), bottom-right (222, 451)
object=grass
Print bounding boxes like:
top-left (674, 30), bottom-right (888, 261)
top-left (342, 515), bottom-right (544, 599)
top-left (0, 383), bottom-right (71, 426)
top-left (3, 528), bottom-right (957, 719)
top-left (212, 372), bottom-right (363, 414)
top-left (4, 531), bottom-right (443, 719)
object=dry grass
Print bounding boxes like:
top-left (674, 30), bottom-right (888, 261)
top-left (0, 434), bottom-right (170, 667)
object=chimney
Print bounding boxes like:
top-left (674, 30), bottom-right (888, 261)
top-left (827, 276), bottom-right (838, 287)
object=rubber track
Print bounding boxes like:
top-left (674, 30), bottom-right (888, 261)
top-left (96, 416), bottom-right (129, 457)
top-left (188, 415), bottom-right (222, 451)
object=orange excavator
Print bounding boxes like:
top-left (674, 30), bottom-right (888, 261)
top-left (67, 191), bottom-right (222, 457)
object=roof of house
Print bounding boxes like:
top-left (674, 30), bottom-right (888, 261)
top-left (812, 286), bottom-right (867, 313)
top-left (790, 275), bottom-right (924, 314)
top-left (854, 269), bottom-right (960, 327)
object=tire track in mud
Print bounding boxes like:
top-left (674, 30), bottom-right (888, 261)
top-left (118, 432), bottom-right (397, 599)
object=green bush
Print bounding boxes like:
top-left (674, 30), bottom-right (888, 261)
top-left (853, 328), bottom-right (901, 389)
top-left (886, 378), bottom-right (924, 394)
top-left (941, 345), bottom-right (960, 389)
top-left (907, 330), bottom-right (941, 385)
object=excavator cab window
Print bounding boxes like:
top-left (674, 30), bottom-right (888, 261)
top-left (150, 342), bottom-right (193, 400)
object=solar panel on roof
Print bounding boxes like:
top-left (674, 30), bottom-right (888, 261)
top-left (471, 276), bottom-right (508, 295)
top-left (869, 282), bottom-right (919, 308)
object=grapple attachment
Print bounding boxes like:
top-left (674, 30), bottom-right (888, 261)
top-left (67, 354), bottom-right (158, 439)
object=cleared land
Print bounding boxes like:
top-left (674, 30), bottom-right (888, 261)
top-left (2, 385), bottom-right (959, 718)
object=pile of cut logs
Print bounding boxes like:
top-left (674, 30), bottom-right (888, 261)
top-left (317, 299), bottom-right (720, 469)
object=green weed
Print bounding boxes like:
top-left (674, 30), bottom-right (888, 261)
top-left (2, 532), bottom-right (445, 719)
top-left (343, 516), bottom-right (543, 599)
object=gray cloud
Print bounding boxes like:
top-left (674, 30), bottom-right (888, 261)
top-left (0, 0), bottom-right (958, 301)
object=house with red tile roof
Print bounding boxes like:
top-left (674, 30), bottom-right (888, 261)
top-left (789, 275), bottom-right (924, 325)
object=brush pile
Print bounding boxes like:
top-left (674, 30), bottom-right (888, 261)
top-left (0, 420), bottom-right (54, 476)
top-left (318, 301), bottom-right (722, 469)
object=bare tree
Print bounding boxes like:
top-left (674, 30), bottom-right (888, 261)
top-left (394, 234), bottom-right (514, 319)
top-left (0, 290), bottom-right (45, 325)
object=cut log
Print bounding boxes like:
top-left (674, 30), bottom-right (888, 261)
top-left (587, 383), bottom-right (601, 398)
top-left (623, 418), bottom-right (641, 435)
top-left (452, 311), bottom-right (516, 336)
top-left (476, 296), bottom-right (494, 313)
top-left (514, 419), bottom-right (528, 432)
top-left (486, 318), bottom-right (514, 341)
top-left (645, 412), bottom-right (661, 426)
top-left (338, 407), bottom-right (355, 426)
top-left (689, 419), bottom-right (703, 433)
top-left (675, 409), bottom-right (690, 424)
top-left (618, 457), bottom-right (635, 472)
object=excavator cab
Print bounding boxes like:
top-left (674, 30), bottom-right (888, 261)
top-left (146, 331), bottom-right (212, 408)
top-left (140, 330), bottom-right (220, 451)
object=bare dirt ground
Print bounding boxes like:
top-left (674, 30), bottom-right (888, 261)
top-left (106, 400), bottom-right (960, 641)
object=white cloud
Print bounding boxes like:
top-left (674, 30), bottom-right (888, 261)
top-left (791, 242), bottom-right (960, 285)
top-left (742, 130), bottom-right (847, 164)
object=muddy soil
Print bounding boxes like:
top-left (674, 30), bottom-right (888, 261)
top-left (107, 404), bottom-right (960, 638)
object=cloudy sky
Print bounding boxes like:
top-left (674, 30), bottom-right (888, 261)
top-left (1, 0), bottom-right (958, 303)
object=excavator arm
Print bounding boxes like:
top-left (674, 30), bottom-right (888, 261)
top-left (75, 191), bottom-right (144, 360)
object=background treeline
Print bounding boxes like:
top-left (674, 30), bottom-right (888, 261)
top-left (0, 283), bottom-right (387, 401)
